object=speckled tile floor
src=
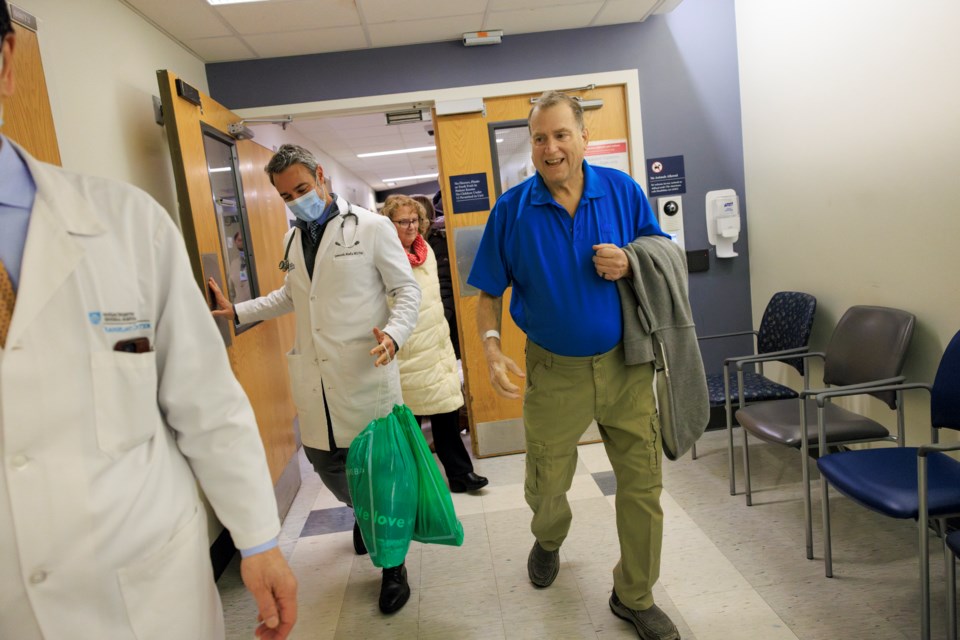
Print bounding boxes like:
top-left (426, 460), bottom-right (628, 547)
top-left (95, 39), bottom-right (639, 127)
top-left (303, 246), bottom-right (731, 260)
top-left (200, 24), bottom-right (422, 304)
top-left (219, 428), bottom-right (948, 639)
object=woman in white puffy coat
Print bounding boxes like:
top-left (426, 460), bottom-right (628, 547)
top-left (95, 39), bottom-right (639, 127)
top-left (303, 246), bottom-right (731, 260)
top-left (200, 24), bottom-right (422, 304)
top-left (382, 196), bottom-right (488, 493)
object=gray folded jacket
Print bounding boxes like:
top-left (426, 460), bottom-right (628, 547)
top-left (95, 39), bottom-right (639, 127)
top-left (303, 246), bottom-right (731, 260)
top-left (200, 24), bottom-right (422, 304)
top-left (616, 235), bottom-right (709, 460)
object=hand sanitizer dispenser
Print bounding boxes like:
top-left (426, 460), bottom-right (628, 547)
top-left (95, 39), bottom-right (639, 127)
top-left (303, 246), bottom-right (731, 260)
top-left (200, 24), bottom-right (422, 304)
top-left (705, 189), bottom-right (740, 258)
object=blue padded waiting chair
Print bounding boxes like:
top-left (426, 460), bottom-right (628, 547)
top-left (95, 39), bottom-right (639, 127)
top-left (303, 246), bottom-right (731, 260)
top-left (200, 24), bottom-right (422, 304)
top-left (817, 329), bottom-right (960, 640)
top-left (695, 291), bottom-right (817, 495)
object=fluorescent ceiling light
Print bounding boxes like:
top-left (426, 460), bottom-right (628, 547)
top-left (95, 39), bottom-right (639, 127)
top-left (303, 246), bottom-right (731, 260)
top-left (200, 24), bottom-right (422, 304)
top-left (207, 0), bottom-right (267, 5)
top-left (208, 167), bottom-right (233, 173)
top-left (358, 145), bottom-right (435, 159)
top-left (382, 173), bottom-right (439, 183)
top-left (385, 182), bottom-right (397, 187)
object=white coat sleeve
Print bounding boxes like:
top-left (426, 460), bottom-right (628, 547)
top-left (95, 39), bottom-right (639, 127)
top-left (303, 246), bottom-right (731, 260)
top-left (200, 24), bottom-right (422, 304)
top-left (374, 216), bottom-right (421, 348)
top-left (235, 230), bottom-right (296, 325)
top-left (151, 213), bottom-right (280, 550)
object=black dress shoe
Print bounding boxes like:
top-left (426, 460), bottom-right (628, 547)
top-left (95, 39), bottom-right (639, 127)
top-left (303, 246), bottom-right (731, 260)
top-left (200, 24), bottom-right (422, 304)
top-left (353, 520), bottom-right (367, 556)
top-left (609, 591), bottom-right (680, 640)
top-left (527, 541), bottom-right (559, 588)
top-left (378, 564), bottom-right (410, 614)
top-left (448, 471), bottom-right (489, 493)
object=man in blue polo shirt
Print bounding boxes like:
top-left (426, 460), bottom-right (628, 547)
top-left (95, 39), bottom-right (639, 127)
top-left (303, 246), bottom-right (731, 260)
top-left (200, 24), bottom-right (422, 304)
top-left (468, 91), bottom-right (679, 640)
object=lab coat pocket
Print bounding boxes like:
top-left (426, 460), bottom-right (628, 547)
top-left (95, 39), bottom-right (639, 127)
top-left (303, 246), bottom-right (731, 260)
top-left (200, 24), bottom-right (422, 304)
top-left (118, 505), bottom-right (223, 640)
top-left (91, 351), bottom-right (160, 459)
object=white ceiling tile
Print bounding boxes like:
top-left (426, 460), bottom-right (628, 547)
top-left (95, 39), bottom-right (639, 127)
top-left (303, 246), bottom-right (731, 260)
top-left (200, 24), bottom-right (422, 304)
top-left (359, 0), bottom-right (484, 24)
top-left (244, 26), bottom-right (369, 57)
top-left (591, 0), bottom-right (660, 26)
top-left (488, 0), bottom-right (597, 10)
top-left (183, 36), bottom-right (258, 62)
top-left (215, 0), bottom-right (361, 35)
top-left (367, 14), bottom-right (485, 48)
top-left (487, 4), bottom-right (603, 35)
top-left (125, 0), bottom-right (233, 40)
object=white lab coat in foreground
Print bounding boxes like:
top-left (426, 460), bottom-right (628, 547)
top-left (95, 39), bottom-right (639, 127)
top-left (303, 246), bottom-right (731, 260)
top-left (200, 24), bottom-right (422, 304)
top-left (0, 143), bottom-right (280, 640)
top-left (237, 197), bottom-right (421, 451)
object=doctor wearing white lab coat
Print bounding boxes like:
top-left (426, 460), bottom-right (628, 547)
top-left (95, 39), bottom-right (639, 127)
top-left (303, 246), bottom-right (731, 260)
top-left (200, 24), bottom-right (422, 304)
top-left (0, 18), bottom-right (295, 639)
top-left (0, 148), bottom-right (296, 638)
top-left (227, 192), bottom-right (420, 452)
top-left (209, 143), bottom-right (420, 614)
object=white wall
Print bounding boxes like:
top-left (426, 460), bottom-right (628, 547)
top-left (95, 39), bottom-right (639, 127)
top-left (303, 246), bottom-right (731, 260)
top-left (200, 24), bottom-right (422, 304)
top-left (13, 0), bottom-right (208, 218)
top-left (736, 1), bottom-right (960, 438)
top-left (248, 122), bottom-right (377, 211)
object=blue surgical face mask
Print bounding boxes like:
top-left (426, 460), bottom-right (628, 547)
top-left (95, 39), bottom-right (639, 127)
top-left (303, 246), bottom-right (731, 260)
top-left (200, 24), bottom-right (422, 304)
top-left (287, 188), bottom-right (325, 222)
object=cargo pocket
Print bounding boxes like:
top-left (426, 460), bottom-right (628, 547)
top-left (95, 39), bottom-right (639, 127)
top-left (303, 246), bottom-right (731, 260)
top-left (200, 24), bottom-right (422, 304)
top-left (91, 351), bottom-right (160, 458)
top-left (524, 440), bottom-right (578, 498)
top-left (649, 414), bottom-right (662, 471)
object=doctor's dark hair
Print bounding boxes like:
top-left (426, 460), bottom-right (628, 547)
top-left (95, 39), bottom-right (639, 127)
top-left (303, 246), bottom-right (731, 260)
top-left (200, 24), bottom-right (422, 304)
top-left (1, 1), bottom-right (13, 39)
top-left (528, 90), bottom-right (584, 133)
top-left (264, 143), bottom-right (318, 185)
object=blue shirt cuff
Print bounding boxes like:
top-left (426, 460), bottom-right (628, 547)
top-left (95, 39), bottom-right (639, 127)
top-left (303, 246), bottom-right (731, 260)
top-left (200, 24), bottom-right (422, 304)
top-left (239, 538), bottom-right (278, 558)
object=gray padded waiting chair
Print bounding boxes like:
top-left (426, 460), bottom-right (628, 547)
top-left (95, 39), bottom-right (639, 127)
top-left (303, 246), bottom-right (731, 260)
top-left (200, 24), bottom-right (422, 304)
top-left (735, 305), bottom-right (915, 561)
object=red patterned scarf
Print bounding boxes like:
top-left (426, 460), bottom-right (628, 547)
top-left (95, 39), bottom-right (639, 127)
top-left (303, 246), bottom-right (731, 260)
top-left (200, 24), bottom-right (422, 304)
top-left (406, 234), bottom-right (428, 267)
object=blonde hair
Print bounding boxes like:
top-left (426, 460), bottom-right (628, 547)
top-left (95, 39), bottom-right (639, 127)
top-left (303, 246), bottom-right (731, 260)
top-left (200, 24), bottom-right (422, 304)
top-left (381, 195), bottom-right (429, 236)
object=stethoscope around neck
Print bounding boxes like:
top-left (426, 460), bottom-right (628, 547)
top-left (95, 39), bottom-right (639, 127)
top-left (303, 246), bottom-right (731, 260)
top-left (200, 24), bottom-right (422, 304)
top-left (278, 208), bottom-right (359, 272)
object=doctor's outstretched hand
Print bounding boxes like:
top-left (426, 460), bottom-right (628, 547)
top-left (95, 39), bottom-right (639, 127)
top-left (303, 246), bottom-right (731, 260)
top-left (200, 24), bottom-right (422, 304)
top-left (240, 547), bottom-right (298, 639)
top-left (207, 277), bottom-right (235, 319)
top-left (371, 327), bottom-right (397, 367)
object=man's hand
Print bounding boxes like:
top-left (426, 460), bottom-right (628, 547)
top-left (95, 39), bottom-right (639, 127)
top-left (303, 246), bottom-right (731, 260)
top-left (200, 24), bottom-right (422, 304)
top-left (240, 547), bottom-right (298, 640)
top-left (370, 327), bottom-right (396, 367)
top-left (483, 340), bottom-right (525, 399)
top-left (592, 244), bottom-right (630, 281)
top-left (207, 277), bottom-right (235, 319)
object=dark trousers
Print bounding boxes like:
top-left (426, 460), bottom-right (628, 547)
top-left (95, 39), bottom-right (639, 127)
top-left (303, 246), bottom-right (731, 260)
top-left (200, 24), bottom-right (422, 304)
top-left (418, 409), bottom-right (474, 478)
top-left (303, 445), bottom-right (352, 507)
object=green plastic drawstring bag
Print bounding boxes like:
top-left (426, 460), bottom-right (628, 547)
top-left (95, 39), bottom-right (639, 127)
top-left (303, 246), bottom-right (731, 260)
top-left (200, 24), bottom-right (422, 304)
top-left (346, 407), bottom-right (418, 569)
top-left (393, 405), bottom-right (465, 547)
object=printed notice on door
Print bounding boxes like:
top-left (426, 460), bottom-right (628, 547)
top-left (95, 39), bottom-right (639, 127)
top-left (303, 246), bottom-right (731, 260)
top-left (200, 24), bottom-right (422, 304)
top-left (450, 173), bottom-right (490, 214)
top-left (585, 139), bottom-right (630, 174)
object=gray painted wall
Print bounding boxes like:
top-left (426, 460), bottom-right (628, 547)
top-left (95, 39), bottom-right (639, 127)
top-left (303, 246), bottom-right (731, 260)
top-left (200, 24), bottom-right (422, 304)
top-left (207, 0), bottom-right (752, 374)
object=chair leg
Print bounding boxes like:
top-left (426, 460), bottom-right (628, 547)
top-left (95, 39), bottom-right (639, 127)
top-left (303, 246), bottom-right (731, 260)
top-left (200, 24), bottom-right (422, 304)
top-left (691, 441), bottom-right (698, 460)
top-left (742, 427), bottom-right (753, 506)
top-left (802, 448), bottom-right (813, 560)
top-left (724, 368), bottom-right (736, 495)
top-left (945, 533), bottom-right (957, 640)
top-left (821, 476), bottom-right (832, 576)
top-left (920, 506), bottom-right (931, 640)
top-left (800, 402), bottom-right (813, 560)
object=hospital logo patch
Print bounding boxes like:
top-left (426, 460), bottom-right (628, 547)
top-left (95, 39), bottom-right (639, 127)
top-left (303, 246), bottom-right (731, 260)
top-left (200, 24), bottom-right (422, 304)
top-left (88, 312), bottom-right (103, 325)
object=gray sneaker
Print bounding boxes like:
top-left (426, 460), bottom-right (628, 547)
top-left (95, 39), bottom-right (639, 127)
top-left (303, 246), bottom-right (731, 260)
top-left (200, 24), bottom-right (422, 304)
top-left (609, 591), bottom-right (680, 640)
top-left (527, 541), bottom-right (559, 588)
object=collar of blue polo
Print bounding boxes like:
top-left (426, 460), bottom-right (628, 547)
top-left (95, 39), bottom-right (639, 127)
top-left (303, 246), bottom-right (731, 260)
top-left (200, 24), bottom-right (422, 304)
top-left (529, 159), bottom-right (604, 207)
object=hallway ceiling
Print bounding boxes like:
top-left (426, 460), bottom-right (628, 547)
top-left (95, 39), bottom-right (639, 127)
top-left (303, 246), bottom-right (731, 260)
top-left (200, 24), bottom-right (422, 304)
top-left (123, 0), bottom-right (682, 63)
top-left (123, 0), bottom-right (682, 193)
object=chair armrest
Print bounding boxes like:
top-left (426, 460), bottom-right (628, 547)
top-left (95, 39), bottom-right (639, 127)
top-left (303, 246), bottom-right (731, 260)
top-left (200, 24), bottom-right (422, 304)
top-left (699, 330), bottom-right (757, 342)
top-left (919, 441), bottom-right (960, 457)
top-left (724, 346), bottom-right (808, 367)
top-left (734, 350), bottom-right (825, 371)
top-left (811, 377), bottom-right (912, 407)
